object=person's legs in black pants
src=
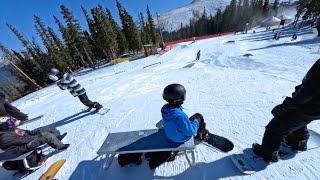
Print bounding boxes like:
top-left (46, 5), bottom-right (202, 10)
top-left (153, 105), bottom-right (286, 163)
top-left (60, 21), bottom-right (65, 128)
top-left (259, 112), bottom-right (311, 162)
top-left (28, 132), bottom-right (69, 151)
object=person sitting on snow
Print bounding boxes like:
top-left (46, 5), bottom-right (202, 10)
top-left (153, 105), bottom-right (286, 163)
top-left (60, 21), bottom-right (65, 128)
top-left (146, 84), bottom-right (208, 169)
top-left (253, 58), bottom-right (320, 162)
top-left (0, 117), bottom-right (69, 171)
top-left (48, 68), bottom-right (103, 112)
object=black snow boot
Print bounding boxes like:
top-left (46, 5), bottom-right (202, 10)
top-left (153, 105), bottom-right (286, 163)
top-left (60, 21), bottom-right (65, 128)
top-left (148, 151), bottom-right (176, 170)
top-left (118, 153), bottom-right (143, 167)
top-left (57, 132), bottom-right (68, 141)
top-left (252, 143), bottom-right (279, 163)
top-left (285, 140), bottom-right (308, 151)
top-left (91, 102), bottom-right (102, 113)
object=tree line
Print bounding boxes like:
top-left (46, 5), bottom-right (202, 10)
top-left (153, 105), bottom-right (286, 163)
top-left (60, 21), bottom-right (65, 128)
top-left (295, 0), bottom-right (320, 36)
top-left (164, 0), bottom-right (280, 41)
top-left (0, 0), bottom-right (160, 90)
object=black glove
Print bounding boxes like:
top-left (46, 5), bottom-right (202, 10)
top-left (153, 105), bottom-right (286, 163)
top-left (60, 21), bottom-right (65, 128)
top-left (190, 113), bottom-right (204, 124)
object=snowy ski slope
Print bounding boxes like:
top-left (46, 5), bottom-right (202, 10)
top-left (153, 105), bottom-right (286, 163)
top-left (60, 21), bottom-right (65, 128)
top-left (1, 25), bottom-right (320, 179)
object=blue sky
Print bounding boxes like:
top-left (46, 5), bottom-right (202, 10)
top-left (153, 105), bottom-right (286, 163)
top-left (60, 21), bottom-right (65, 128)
top-left (0, 0), bottom-right (191, 56)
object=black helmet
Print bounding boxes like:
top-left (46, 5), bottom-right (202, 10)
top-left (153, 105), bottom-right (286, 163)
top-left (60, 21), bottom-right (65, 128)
top-left (163, 84), bottom-right (186, 103)
top-left (50, 68), bottom-right (59, 76)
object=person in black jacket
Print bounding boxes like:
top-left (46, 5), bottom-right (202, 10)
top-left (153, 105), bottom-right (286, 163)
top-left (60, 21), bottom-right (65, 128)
top-left (253, 58), bottom-right (320, 162)
top-left (48, 68), bottom-right (102, 111)
top-left (0, 92), bottom-right (28, 124)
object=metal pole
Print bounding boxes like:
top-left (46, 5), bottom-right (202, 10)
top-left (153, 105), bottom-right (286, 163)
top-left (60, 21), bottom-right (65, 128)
top-left (8, 60), bottom-right (42, 89)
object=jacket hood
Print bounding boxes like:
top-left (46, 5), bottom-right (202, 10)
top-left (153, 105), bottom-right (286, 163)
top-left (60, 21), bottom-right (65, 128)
top-left (161, 104), bottom-right (180, 122)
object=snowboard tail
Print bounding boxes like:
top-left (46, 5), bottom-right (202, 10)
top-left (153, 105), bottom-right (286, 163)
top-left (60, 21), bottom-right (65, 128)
top-left (40, 159), bottom-right (66, 180)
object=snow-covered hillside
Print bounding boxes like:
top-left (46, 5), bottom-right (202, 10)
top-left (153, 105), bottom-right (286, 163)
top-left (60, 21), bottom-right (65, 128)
top-left (158, 0), bottom-right (298, 32)
top-left (1, 24), bottom-right (320, 179)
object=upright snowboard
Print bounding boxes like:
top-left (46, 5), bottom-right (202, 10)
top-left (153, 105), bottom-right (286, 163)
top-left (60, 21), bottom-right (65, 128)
top-left (231, 129), bottom-right (320, 174)
top-left (40, 159), bottom-right (66, 180)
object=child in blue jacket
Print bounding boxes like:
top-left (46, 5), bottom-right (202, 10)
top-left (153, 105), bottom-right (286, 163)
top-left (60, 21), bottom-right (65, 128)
top-left (147, 84), bottom-right (208, 169)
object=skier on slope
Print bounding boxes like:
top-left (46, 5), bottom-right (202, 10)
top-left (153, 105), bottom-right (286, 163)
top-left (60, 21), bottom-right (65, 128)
top-left (253, 58), bottom-right (320, 162)
top-left (48, 68), bottom-right (103, 112)
top-left (147, 84), bottom-right (209, 169)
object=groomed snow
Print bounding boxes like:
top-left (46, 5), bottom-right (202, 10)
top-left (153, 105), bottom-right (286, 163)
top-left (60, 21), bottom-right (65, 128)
top-left (1, 24), bottom-right (320, 180)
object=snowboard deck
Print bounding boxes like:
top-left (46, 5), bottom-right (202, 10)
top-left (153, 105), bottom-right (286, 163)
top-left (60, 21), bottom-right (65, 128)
top-left (39, 159), bottom-right (66, 180)
top-left (202, 132), bottom-right (234, 152)
top-left (231, 129), bottom-right (320, 174)
top-left (18, 115), bottom-right (44, 126)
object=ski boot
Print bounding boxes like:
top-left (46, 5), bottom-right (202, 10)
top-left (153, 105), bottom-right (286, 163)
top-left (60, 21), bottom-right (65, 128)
top-left (118, 153), bottom-right (143, 167)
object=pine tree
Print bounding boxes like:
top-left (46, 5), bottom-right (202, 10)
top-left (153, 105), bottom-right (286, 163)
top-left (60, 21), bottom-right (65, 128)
top-left (138, 12), bottom-right (151, 45)
top-left (273, 0), bottom-right (280, 16)
top-left (91, 5), bottom-right (117, 60)
top-left (146, 6), bottom-right (159, 44)
top-left (106, 8), bottom-right (128, 55)
top-left (6, 23), bottom-right (36, 59)
top-left (59, 5), bottom-right (94, 67)
top-left (263, 0), bottom-right (270, 16)
top-left (116, 0), bottom-right (141, 53)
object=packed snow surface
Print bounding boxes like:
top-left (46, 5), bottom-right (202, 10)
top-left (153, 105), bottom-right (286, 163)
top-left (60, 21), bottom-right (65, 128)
top-left (1, 25), bottom-right (320, 179)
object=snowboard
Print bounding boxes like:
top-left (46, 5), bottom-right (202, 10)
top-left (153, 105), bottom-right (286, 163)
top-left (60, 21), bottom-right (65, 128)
top-left (84, 107), bottom-right (110, 115)
top-left (39, 159), bottom-right (66, 180)
top-left (200, 132), bottom-right (234, 153)
top-left (18, 115), bottom-right (44, 126)
top-left (231, 129), bottom-right (320, 174)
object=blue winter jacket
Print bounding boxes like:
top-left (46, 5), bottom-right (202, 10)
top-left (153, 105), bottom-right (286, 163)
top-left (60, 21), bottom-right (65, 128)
top-left (161, 104), bottom-right (199, 143)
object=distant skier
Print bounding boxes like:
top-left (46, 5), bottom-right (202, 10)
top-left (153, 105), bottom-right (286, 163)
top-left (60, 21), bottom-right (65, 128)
top-left (196, 50), bottom-right (201, 61)
top-left (146, 84), bottom-right (208, 169)
top-left (253, 58), bottom-right (320, 162)
top-left (0, 92), bottom-right (28, 125)
top-left (48, 68), bottom-right (102, 112)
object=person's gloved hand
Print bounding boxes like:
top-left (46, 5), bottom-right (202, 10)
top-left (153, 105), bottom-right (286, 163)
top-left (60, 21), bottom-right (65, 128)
top-left (190, 113), bottom-right (204, 124)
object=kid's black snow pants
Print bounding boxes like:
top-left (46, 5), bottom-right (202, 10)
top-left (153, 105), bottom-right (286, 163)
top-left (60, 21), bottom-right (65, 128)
top-left (261, 110), bottom-right (319, 159)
